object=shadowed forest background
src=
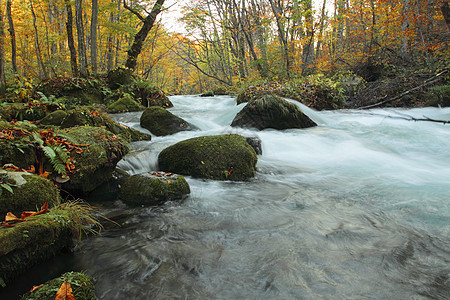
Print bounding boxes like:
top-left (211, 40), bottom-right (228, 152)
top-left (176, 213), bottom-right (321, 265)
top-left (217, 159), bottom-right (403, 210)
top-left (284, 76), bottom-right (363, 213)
top-left (0, 0), bottom-right (448, 94)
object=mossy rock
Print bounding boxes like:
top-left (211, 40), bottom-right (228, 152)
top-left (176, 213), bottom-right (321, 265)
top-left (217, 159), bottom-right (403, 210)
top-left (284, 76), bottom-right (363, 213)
top-left (60, 107), bottom-right (151, 142)
top-left (119, 172), bottom-right (190, 206)
top-left (108, 93), bottom-right (145, 113)
top-left (37, 77), bottom-right (106, 107)
top-left (107, 67), bottom-right (134, 90)
top-left (158, 134), bottom-right (258, 181)
top-left (0, 171), bottom-right (60, 217)
top-left (59, 126), bottom-right (130, 194)
top-left (37, 110), bottom-right (68, 126)
top-left (200, 90), bottom-right (215, 97)
top-left (0, 136), bottom-right (35, 170)
top-left (0, 209), bottom-right (75, 287)
top-left (21, 271), bottom-right (96, 300)
top-left (236, 86), bottom-right (265, 105)
top-left (140, 106), bottom-right (195, 136)
top-left (0, 103), bottom-right (47, 122)
top-left (145, 90), bottom-right (173, 108)
top-left (231, 94), bottom-right (317, 130)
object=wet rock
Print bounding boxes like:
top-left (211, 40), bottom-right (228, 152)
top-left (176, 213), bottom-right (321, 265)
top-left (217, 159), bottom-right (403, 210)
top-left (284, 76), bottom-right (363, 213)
top-left (245, 136), bottom-right (262, 155)
top-left (158, 134), bottom-right (258, 181)
top-left (21, 271), bottom-right (96, 299)
top-left (231, 94), bottom-right (317, 130)
top-left (0, 171), bottom-right (60, 217)
top-left (108, 93), bottom-right (145, 113)
top-left (140, 106), bottom-right (195, 136)
top-left (119, 172), bottom-right (190, 206)
top-left (37, 110), bottom-right (68, 126)
top-left (0, 209), bottom-right (75, 287)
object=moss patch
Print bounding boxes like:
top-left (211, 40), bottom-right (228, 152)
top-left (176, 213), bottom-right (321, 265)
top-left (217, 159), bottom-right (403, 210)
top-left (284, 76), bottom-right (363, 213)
top-left (231, 94), bottom-right (317, 130)
top-left (0, 209), bottom-right (75, 286)
top-left (21, 271), bottom-right (96, 300)
top-left (140, 106), bottom-right (195, 136)
top-left (59, 126), bottom-right (130, 194)
top-left (0, 172), bottom-right (60, 217)
top-left (108, 93), bottom-right (144, 113)
top-left (120, 172), bottom-right (190, 206)
top-left (37, 110), bottom-right (67, 126)
top-left (158, 134), bottom-right (258, 181)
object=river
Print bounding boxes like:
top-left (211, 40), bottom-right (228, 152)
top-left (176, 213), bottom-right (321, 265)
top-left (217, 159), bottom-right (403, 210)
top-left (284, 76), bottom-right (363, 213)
top-left (7, 95), bottom-right (449, 299)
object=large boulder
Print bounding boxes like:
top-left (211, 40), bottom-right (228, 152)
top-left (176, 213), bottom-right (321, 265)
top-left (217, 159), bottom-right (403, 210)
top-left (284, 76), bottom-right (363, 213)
top-left (140, 107), bottom-right (195, 136)
top-left (158, 134), bottom-right (258, 181)
top-left (119, 172), bottom-right (190, 206)
top-left (0, 170), bottom-right (60, 217)
top-left (231, 94), bottom-right (317, 130)
top-left (21, 271), bottom-right (96, 300)
top-left (60, 126), bottom-right (130, 194)
top-left (0, 209), bottom-right (75, 287)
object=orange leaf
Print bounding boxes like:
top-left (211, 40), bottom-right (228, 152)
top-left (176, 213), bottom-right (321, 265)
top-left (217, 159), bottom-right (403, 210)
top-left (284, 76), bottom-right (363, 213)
top-left (30, 284), bottom-right (43, 293)
top-left (5, 212), bottom-right (20, 222)
top-left (167, 180), bottom-right (171, 184)
top-left (55, 281), bottom-right (75, 300)
top-left (20, 202), bottom-right (49, 220)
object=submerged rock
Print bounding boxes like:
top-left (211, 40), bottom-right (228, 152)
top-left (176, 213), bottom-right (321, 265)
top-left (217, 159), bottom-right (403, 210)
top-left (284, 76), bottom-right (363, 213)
top-left (140, 106), bottom-right (195, 136)
top-left (21, 271), bottom-right (96, 299)
top-left (158, 134), bottom-right (258, 181)
top-left (231, 94), bottom-right (317, 130)
top-left (245, 136), bottom-right (262, 155)
top-left (119, 172), bottom-right (190, 206)
top-left (0, 171), bottom-right (60, 217)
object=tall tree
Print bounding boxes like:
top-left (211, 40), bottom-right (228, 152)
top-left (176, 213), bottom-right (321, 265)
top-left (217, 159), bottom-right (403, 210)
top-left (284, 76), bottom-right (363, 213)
top-left (90, 0), bottom-right (98, 74)
top-left (29, 0), bottom-right (48, 78)
top-left (0, 0), bottom-right (5, 85)
top-left (65, 0), bottom-right (78, 76)
top-left (123, 0), bottom-right (165, 70)
top-left (6, 0), bottom-right (16, 73)
top-left (75, 0), bottom-right (88, 76)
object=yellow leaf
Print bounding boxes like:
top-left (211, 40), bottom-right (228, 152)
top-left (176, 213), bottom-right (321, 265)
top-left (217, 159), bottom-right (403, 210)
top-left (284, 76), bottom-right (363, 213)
top-left (55, 281), bottom-right (75, 300)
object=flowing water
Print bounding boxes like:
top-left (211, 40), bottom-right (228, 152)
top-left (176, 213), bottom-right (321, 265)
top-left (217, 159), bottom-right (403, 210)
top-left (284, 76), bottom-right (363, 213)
top-left (75, 96), bottom-right (449, 299)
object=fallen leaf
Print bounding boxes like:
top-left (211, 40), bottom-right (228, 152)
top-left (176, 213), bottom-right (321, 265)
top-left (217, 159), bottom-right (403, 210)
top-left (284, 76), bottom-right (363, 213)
top-left (30, 284), bottom-right (44, 293)
top-left (55, 281), bottom-right (75, 300)
top-left (5, 212), bottom-right (20, 222)
top-left (21, 202), bottom-right (49, 219)
top-left (167, 180), bottom-right (171, 184)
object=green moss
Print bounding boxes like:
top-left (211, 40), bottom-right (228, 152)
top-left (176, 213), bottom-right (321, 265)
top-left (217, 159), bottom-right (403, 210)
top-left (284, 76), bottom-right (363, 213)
top-left (38, 110), bottom-right (67, 126)
top-left (107, 67), bottom-right (134, 90)
top-left (0, 172), bottom-right (60, 217)
top-left (21, 271), bottom-right (96, 300)
top-left (120, 172), bottom-right (190, 206)
top-left (231, 94), bottom-right (317, 130)
top-left (0, 209), bottom-right (75, 286)
top-left (108, 93), bottom-right (144, 113)
top-left (425, 85), bottom-right (450, 107)
top-left (200, 90), bottom-right (215, 97)
top-left (0, 136), bottom-right (36, 169)
top-left (158, 134), bottom-right (258, 181)
top-left (140, 107), bottom-right (195, 136)
top-left (57, 126), bottom-right (129, 194)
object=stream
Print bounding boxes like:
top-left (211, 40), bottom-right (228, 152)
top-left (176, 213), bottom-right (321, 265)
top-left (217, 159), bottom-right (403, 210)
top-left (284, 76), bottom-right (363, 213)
top-left (5, 95), bottom-right (449, 299)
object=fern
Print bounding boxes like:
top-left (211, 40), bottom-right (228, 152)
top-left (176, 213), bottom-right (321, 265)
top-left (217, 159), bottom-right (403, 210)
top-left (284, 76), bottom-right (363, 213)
top-left (43, 145), bottom-right (68, 177)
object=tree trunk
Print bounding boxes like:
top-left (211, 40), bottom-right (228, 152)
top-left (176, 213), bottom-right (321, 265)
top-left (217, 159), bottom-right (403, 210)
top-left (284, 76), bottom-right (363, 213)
top-left (124, 0), bottom-right (165, 70)
top-left (315, 0), bottom-right (327, 62)
top-left (441, 1), bottom-right (450, 30)
top-left (29, 0), bottom-right (48, 79)
top-left (90, 0), bottom-right (98, 74)
top-left (6, 0), bottom-right (16, 73)
top-left (65, 0), bottom-right (79, 76)
top-left (302, 0), bottom-right (315, 74)
top-left (0, 0), bottom-right (5, 85)
top-left (268, 0), bottom-right (291, 78)
top-left (75, 0), bottom-right (88, 76)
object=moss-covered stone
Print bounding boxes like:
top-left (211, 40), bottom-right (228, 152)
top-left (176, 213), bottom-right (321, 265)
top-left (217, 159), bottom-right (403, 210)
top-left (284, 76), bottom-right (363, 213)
top-left (108, 93), bottom-right (145, 113)
top-left (140, 106), bottom-right (195, 136)
top-left (119, 172), bottom-right (190, 206)
top-left (37, 77), bottom-right (106, 107)
top-left (37, 110), bottom-right (67, 126)
top-left (21, 271), bottom-right (96, 300)
top-left (158, 134), bottom-right (258, 181)
top-left (107, 66), bottom-right (134, 90)
top-left (231, 94), bottom-right (317, 130)
top-left (0, 171), bottom-right (60, 217)
top-left (0, 209), bottom-right (75, 287)
top-left (59, 126), bottom-right (130, 194)
top-left (60, 106), bottom-right (151, 142)
top-left (425, 84), bottom-right (450, 107)
top-left (200, 90), bottom-right (215, 97)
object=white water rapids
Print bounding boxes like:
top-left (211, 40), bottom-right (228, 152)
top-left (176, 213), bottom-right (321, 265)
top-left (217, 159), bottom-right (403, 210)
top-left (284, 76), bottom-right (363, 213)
top-left (77, 95), bottom-right (449, 299)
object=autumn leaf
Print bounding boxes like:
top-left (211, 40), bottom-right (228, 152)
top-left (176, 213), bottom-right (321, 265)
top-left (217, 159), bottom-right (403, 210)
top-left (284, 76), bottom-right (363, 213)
top-left (20, 201), bottom-right (49, 219)
top-left (5, 212), bottom-right (20, 222)
top-left (55, 281), bottom-right (75, 300)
